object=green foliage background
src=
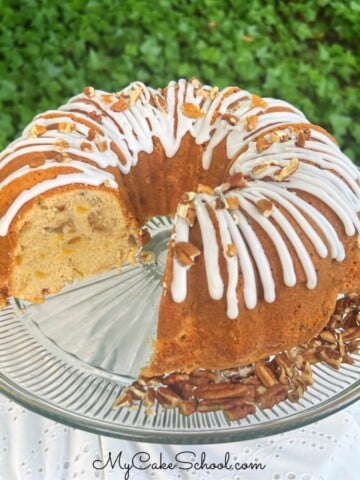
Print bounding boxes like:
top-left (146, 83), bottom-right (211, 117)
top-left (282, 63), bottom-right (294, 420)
top-left (0, 0), bottom-right (359, 162)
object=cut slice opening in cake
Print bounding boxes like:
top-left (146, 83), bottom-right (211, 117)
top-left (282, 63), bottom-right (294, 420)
top-left (8, 187), bottom-right (141, 304)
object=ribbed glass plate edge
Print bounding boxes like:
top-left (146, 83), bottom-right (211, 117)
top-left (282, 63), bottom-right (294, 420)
top-left (0, 361), bottom-right (359, 444)
top-left (0, 215), bottom-right (359, 444)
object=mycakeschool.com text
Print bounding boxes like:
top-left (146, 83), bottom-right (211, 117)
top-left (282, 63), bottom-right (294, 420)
top-left (92, 450), bottom-right (266, 479)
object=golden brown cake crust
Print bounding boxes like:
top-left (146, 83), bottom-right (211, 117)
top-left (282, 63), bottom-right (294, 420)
top-left (0, 79), bottom-right (359, 378)
top-left (144, 216), bottom-right (359, 375)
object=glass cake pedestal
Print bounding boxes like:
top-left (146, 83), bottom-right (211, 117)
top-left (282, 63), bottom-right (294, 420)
top-left (0, 216), bottom-right (359, 443)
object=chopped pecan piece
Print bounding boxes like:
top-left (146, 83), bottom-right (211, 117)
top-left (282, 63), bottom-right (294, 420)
top-left (59, 154), bottom-right (72, 163)
top-left (128, 383), bottom-right (146, 400)
top-left (197, 184), bottom-right (214, 195)
top-left (343, 311), bottom-right (358, 329)
top-left (195, 87), bottom-right (211, 99)
top-left (222, 173), bottom-right (247, 192)
top-left (301, 349), bottom-right (320, 364)
top-left (251, 159), bottom-right (281, 175)
top-left (338, 333), bottom-right (346, 357)
top-left (96, 140), bottom-right (108, 152)
top-left (181, 103), bottom-right (205, 119)
top-left (241, 375), bottom-right (262, 386)
top-left (54, 139), bottom-right (70, 150)
top-left (190, 77), bottom-right (202, 89)
top-left (180, 192), bottom-right (196, 204)
top-left (88, 111), bottom-right (103, 123)
top-left (319, 329), bottom-right (337, 344)
top-left (162, 373), bottom-right (190, 385)
top-left (289, 388), bottom-right (302, 402)
top-left (112, 391), bottom-right (133, 409)
top-left (58, 122), bottom-right (76, 133)
top-left (177, 383), bottom-right (195, 400)
top-left (270, 130), bottom-right (290, 143)
top-left (177, 203), bottom-right (196, 227)
top-left (110, 98), bottom-right (128, 112)
top-left (274, 158), bottom-right (299, 181)
top-left (295, 129), bottom-right (311, 147)
top-left (189, 369), bottom-right (217, 385)
top-left (143, 388), bottom-right (156, 408)
top-left (80, 141), bottom-right (93, 152)
top-left (295, 131), bottom-right (306, 147)
top-left (255, 362), bottom-right (279, 387)
top-left (178, 399), bottom-right (198, 416)
top-left (129, 86), bottom-right (143, 106)
top-left (348, 339), bottom-right (360, 353)
top-left (342, 354), bottom-right (355, 365)
top-left (275, 365), bottom-right (288, 385)
top-left (225, 196), bottom-right (240, 210)
top-left (246, 114), bottom-right (258, 131)
top-left (256, 137), bottom-right (272, 153)
top-left (342, 326), bottom-right (360, 342)
top-left (83, 86), bottom-right (95, 97)
top-left (273, 352), bottom-right (293, 376)
top-left (198, 396), bottom-right (253, 413)
top-left (295, 353), bottom-right (305, 370)
top-left (226, 243), bottom-right (237, 257)
top-left (138, 375), bottom-right (164, 386)
top-left (251, 94), bottom-right (268, 108)
top-left (209, 86), bottom-right (219, 99)
top-left (156, 387), bottom-right (182, 408)
top-left (174, 241), bottom-right (201, 267)
top-left (101, 94), bottom-right (115, 104)
top-left (300, 361), bottom-right (313, 386)
top-left (317, 347), bottom-right (342, 369)
top-left (334, 296), bottom-right (352, 315)
top-left (259, 384), bottom-right (288, 409)
top-left (194, 383), bottom-right (255, 401)
top-left (140, 227), bottom-right (151, 246)
top-left (256, 199), bottom-right (273, 217)
top-left (224, 403), bottom-right (256, 421)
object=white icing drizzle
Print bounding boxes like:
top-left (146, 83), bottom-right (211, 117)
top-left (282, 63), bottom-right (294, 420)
top-left (233, 206), bottom-right (277, 304)
top-left (193, 197), bottom-right (224, 300)
top-left (286, 175), bottom-right (357, 236)
top-left (273, 186), bottom-right (346, 262)
top-left (0, 171), bottom-right (117, 236)
top-left (0, 139), bottom-right (119, 170)
top-left (223, 209), bottom-right (258, 309)
top-left (0, 159), bottom-right (107, 190)
top-left (251, 182), bottom-right (328, 259)
top-left (242, 190), bottom-right (317, 289)
top-left (0, 79), bottom-right (359, 319)
top-left (234, 142), bottom-right (360, 206)
top-left (213, 208), bottom-right (239, 319)
top-left (238, 195), bottom-right (297, 287)
top-left (170, 215), bottom-right (190, 303)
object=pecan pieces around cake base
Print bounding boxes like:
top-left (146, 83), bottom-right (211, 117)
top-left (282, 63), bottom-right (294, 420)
top-left (113, 293), bottom-right (360, 421)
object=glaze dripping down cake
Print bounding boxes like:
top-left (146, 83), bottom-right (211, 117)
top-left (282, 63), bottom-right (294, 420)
top-left (0, 80), bottom-right (359, 404)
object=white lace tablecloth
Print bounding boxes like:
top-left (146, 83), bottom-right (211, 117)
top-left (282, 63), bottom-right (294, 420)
top-left (0, 392), bottom-right (359, 480)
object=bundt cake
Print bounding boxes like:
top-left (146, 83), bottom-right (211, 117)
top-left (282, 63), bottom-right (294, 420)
top-left (0, 79), bottom-right (359, 384)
